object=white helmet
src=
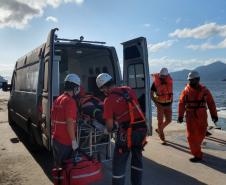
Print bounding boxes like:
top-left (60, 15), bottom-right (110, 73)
top-left (96, 73), bottom-right (112, 88)
top-left (160, 68), bottom-right (169, 76)
top-left (64, 74), bottom-right (80, 86)
top-left (187, 71), bottom-right (200, 80)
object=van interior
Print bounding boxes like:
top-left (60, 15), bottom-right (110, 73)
top-left (54, 44), bottom-right (116, 98)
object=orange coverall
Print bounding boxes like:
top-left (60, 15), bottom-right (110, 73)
top-left (178, 84), bottom-right (217, 158)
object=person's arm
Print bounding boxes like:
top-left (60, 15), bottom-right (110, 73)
top-left (65, 99), bottom-right (78, 150)
top-left (66, 118), bottom-right (76, 140)
top-left (206, 89), bottom-right (218, 122)
top-left (103, 98), bottom-right (114, 132)
top-left (105, 118), bottom-right (114, 132)
top-left (150, 83), bottom-right (158, 103)
top-left (178, 91), bottom-right (186, 122)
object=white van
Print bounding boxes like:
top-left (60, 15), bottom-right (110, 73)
top-left (7, 28), bottom-right (152, 150)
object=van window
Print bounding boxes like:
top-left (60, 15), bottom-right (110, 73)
top-left (15, 63), bottom-right (39, 92)
top-left (128, 63), bottom-right (145, 88)
top-left (124, 45), bottom-right (140, 60)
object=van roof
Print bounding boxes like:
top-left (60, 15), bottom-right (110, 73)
top-left (16, 43), bottom-right (45, 69)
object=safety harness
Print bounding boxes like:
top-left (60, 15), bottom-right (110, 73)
top-left (111, 88), bottom-right (147, 150)
top-left (184, 86), bottom-right (207, 110)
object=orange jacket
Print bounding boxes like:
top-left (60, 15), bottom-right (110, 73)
top-left (178, 84), bottom-right (217, 119)
top-left (152, 73), bottom-right (173, 103)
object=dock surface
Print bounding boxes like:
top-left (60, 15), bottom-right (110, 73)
top-left (0, 91), bottom-right (226, 185)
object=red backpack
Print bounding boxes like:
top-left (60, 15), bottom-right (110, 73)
top-left (52, 150), bottom-right (103, 185)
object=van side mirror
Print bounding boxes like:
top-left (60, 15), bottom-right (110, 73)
top-left (2, 82), bottom-right (11, 92)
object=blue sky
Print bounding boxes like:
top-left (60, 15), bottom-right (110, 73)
top-left (0, 0), bottom-right (226, 78)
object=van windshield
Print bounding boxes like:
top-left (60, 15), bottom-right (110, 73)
top-left (54, 44), bottom-right (115, 96)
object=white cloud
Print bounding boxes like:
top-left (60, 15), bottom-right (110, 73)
top-left (64, 0), bottom-right (84, 5)
top-left (149, 57), bottom-right (226, 73)
top-left (0, 0), bottom-right (85, 29)
top-left (46, 16), bottom-right (58, 23)
top-left (144, 23), bottom-right (150, 27)
top-left (169, 22), bottom-right (226, 39)
top-left (187, 38), bottom-right (226, 50)
top-left (148, 40), bottom-right (177, 52)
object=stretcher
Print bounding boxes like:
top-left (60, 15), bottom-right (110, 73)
top-left (76, 114), bottom-right (113, 162)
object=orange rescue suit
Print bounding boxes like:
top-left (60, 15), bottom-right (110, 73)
top-left (152, 73), bottom-right (173, 103)
top-left (178, 84), bottom-right (217, 158)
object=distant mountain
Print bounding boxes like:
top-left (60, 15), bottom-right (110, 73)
top-left (170, 61), bottom-right (226, 81)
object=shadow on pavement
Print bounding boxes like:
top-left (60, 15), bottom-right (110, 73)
top-left (205, 136), bottom-right (226, 145)
top-left (142, 158), bottom-right (207, 185)
top-left (9, 123), bottom-right (54, 182)
top-left (166, 140), bottom-right (226, 174)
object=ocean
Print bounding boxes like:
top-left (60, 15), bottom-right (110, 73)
top-left (151, 81), bottom-right (226, 130)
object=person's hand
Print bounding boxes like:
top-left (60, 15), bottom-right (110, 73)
top-left (177, 117), bottom-right (183, 123)
top-left (72, 139), bottom-right (78, 151)
top-left (212, 116), bottom-right (218, 123)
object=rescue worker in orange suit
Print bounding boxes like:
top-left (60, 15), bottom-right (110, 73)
top-left (151, 68), bottom-right (173, 143)
top-left (96, 73), bottom-right (147, 185)
top-left (178, 71), bottom-right (218, 162)
top-left (51, 74), bottom-right (81, 167)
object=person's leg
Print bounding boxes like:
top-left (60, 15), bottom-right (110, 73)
top-left (112, 146), bottom-right (130, 185)
top-left (131, 147), bottom-right (143, 185)
top-left (51, 139), bottom-right (59, 167)
top-left (52, 139), bottom-right (72, 167)
top-left (156, 105), bottom-right (165, 141)
top-left (187, 135), bottom-right (202, 158)
top-left (162, 106), bottom-right (172, 130)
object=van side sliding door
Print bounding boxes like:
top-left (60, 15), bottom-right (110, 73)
top-left (41, 28), bottom-right (58, 149)
top-left (122, 37), bottom-right (152, 135)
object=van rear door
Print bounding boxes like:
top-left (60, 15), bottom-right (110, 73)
top-left (41, 28), bottom-right (58, 149)
top-left (122, 37), bottom-right (152, 135)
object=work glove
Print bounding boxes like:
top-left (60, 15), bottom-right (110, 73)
top-left (177, 117), bottom-right (183, 123)
top-left (72, 139), bottom-right (79, 151)
top-left (212, 116), bottom-right (218, 123)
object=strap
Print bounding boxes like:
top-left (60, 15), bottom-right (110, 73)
top-left (185, 94), bottom-right (207, 109)
top-left (111, 88), bottom-right (146, 149)
top-left (111, 89), bottom-right (145, 121)
top-left (111, 89), bottom-right (132, 102)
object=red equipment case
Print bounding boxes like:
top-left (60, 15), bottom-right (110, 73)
top-left (52, 150), bottom-right (103, 185)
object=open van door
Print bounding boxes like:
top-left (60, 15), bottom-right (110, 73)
top-left (122, 37), bottom-right (152, 135)
top-left (41, 28), bottom-right (59, 149)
